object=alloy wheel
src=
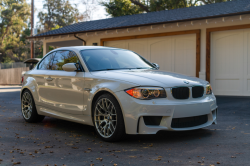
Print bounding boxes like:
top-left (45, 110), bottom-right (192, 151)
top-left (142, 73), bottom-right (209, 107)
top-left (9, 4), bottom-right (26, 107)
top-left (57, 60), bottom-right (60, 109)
top-left (21, 92), bottom-right (33, 120)
top-left (94, 98), bottom-right (117, 138)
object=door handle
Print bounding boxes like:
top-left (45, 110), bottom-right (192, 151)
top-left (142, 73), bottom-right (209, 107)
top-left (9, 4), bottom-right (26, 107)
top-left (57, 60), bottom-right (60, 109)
top-left (46, 77), bottom-right (54, 81)
top-left (84, 88), bottom-right (92, 91)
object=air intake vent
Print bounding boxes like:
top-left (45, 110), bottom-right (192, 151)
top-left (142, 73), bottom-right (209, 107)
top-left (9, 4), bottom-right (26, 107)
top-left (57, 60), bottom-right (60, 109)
top-left (171, 87), bottom-right (189, 99)
top-left (143, 116), bottom-right (162, 126)
top-left (192, 86), bottom-right (204, 98)
top-left (171, 115), bottom-right (208, 128)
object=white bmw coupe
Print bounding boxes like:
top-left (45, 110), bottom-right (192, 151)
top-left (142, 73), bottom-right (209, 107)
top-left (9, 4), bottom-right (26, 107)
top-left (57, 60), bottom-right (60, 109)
top-left (21, 46), bottom-right (217, 141)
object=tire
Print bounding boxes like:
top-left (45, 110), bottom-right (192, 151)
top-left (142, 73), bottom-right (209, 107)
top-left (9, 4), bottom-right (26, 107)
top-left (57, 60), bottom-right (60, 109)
top-left (93, 93), bottom-right (125, 142)
top-left (21, 89), bottom-right (45, 123)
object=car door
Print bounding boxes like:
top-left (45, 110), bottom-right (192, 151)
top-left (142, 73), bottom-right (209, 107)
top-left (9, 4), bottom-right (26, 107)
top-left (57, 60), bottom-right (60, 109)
top-left (42, 50), bottom-right (85, 115)
top-left (34, 51), bottom-right (56, 107)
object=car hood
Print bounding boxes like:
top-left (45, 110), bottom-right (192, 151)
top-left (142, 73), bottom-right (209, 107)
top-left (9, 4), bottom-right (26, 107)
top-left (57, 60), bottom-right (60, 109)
top-left (91, 69), bottom-right (208, 88)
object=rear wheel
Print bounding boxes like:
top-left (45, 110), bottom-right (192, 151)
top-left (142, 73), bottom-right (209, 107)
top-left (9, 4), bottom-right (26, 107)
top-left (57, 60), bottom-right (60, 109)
top-left (21, 90), bottom-right (44, 123)
top-left (93, 93), bottom-right (125, 142)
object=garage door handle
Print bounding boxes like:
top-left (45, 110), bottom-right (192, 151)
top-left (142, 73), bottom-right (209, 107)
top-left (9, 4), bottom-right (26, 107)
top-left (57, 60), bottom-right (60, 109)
top-left (46, 77), bottom-right (54, 81)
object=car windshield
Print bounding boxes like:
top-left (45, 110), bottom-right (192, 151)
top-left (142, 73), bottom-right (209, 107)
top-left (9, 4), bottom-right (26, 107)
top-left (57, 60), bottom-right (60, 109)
top-left (80, 49), bottom-right (155, 72)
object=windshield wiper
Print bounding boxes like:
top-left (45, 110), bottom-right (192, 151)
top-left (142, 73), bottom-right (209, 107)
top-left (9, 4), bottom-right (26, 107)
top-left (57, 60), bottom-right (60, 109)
top-left (92, 67), bottom-right (153, 72)
top-left (92, 68), bottom-right (132, 71)
top-left (135, 67), bottom-right (153, 69)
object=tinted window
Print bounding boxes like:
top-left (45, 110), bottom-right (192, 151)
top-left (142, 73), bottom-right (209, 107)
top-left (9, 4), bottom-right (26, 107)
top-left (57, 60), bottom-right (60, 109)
top-left (80, 49), bottom-right (155, 71)
top-left (38, 52), bottom-right (56, 70)
top-left (50, 51), bottom-right (80, 70)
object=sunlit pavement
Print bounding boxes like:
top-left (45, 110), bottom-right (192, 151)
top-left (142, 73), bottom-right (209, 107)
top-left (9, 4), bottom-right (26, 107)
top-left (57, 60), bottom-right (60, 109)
top-left (0, 86), bottom-right (249, 166)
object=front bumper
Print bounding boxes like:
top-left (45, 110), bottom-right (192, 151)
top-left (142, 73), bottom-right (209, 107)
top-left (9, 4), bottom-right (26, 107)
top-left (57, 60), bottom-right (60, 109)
top-left (115, 91), bottom-right (218, 134)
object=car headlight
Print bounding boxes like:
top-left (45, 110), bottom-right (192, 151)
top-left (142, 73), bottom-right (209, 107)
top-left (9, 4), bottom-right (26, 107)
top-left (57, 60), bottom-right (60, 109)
top-left (125, 87), bottom-right (167, 99)
top-left (205, 84), bottom-right (212, 95)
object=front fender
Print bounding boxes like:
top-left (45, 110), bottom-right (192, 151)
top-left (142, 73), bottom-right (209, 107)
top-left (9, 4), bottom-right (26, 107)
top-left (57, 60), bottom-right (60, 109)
top-left (83, 74), bottom-right (138, 126)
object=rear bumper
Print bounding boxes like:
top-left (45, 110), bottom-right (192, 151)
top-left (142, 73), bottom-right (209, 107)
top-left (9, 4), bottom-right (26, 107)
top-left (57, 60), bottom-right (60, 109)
top-left (115, 91), bottom-right (217, 134)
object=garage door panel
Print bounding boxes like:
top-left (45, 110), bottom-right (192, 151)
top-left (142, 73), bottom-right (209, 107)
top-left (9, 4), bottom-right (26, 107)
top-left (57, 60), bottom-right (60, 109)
top-left (128, 41), bottom-right (148, 60)
top-left (106, 42), bottom-right (127, 49)
top-left (150, 39), bottom-right (172, 71)
top-left (105, 34), bottom-right (196, 77)
top-left (247, 80), bottom-right (250, 92)
top-left (214, 79), bottom-right (241, 95)
top-left (211, 29), bottom-right (247, 96)
top-left (214, 34), bottom-right (242, 76)
top-left (174, 38), bottom-right (196, 76)
top-left (247, 33), bottom-right (250, 75)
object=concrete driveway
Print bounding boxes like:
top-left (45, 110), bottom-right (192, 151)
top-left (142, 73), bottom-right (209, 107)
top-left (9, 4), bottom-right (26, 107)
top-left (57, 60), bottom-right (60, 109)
top-left (0, 86), bottom-right (249, 166)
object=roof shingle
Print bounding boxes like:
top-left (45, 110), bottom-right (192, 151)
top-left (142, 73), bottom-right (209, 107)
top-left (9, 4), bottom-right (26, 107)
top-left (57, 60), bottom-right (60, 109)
top-left (35, 0), bottom-right (250, 37)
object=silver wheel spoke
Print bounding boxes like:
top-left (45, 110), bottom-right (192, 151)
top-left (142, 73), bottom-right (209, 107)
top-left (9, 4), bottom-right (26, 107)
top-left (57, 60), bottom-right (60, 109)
top-left (94, 98), bottom-right (117, 138)
top-left (21, 92), bottom-right (33, 120)
top-left (110, 122), bottom-right (115, 130)
top-left (96, 107), bottom-right (105, 116)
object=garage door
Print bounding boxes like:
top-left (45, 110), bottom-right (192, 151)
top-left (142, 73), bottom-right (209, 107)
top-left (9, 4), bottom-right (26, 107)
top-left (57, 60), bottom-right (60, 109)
top-left (105, 34), bottom-right (196, 77)
top-left (211, 29), bottom-right (250, 96)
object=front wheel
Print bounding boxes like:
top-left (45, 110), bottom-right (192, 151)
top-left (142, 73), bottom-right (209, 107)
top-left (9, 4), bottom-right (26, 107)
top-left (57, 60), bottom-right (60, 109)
top-left (21, 90), bottom-right (44, 123)
top-left (93, 93), bottom-right (125, 142)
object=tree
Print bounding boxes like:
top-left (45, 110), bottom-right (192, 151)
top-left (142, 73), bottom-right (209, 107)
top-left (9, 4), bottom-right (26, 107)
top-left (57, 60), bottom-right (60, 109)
top-left (101, 0), bottom-right (234, 17)
top-left (0, 0), bottom-right (31, 63)
top-left (100, 0), bottom-right (142, 17)
top-left (81, 0), bottom-right (99, 21)
top-left (37, 0), bottom-right (84, 32)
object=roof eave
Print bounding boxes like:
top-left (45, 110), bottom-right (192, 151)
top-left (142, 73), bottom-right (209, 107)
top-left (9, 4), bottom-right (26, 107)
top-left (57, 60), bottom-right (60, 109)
top-left (26, 11), bottom-right (250, 39)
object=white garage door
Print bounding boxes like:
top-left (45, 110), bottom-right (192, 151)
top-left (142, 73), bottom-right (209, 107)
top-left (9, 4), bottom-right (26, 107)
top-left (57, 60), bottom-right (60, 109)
top-left (211, 29), bottom-right (250, 96)
top-left (105, 34), bottom-right (196, 77)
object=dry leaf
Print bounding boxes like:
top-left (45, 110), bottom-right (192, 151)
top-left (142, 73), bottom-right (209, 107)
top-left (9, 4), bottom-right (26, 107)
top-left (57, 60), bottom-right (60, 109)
top-left (217, 162), bottom-right (220, 164)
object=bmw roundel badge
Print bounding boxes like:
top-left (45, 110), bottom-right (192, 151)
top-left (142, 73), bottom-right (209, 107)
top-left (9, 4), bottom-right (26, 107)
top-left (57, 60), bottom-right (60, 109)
top-left (183, 80), bottom-right (189, 84)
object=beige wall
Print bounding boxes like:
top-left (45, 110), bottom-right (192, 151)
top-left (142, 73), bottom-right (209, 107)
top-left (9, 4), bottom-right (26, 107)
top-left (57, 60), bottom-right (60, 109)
top-left (41, 14), bottom-right (250, 80)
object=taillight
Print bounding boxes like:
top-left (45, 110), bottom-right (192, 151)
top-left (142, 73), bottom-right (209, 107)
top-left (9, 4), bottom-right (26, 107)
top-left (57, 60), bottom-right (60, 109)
top-left (21, 76), bottom-right (24, 84)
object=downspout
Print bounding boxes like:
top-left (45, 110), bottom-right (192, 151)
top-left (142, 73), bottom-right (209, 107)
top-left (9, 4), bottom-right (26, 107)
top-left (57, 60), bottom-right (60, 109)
top-left (74, 34), bottom-right (86, 46)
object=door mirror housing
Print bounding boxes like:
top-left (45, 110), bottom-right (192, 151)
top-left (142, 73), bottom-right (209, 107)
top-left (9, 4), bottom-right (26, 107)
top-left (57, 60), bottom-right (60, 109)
top-left (62, 63), bottom-right (77, 72)
top-left (152, 63), bottom-right (160, 70)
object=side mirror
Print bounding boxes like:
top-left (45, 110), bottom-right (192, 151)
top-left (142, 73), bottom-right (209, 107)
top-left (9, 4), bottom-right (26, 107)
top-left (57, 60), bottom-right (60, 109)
top-left (62, 63), bottom-right (77, 72)
top-left (152, 63), bottom-right (160, 70)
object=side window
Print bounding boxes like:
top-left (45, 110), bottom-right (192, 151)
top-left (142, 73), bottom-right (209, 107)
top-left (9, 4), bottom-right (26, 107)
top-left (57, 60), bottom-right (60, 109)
top-left (38, 52), bottom-right (56, 70)
top-left (50, 51), bottom-right (80, 71)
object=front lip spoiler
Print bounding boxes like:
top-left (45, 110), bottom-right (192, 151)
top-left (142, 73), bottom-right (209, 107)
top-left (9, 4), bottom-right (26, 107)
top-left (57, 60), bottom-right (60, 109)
top-left (136, 108), bottom-right (217, 134)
